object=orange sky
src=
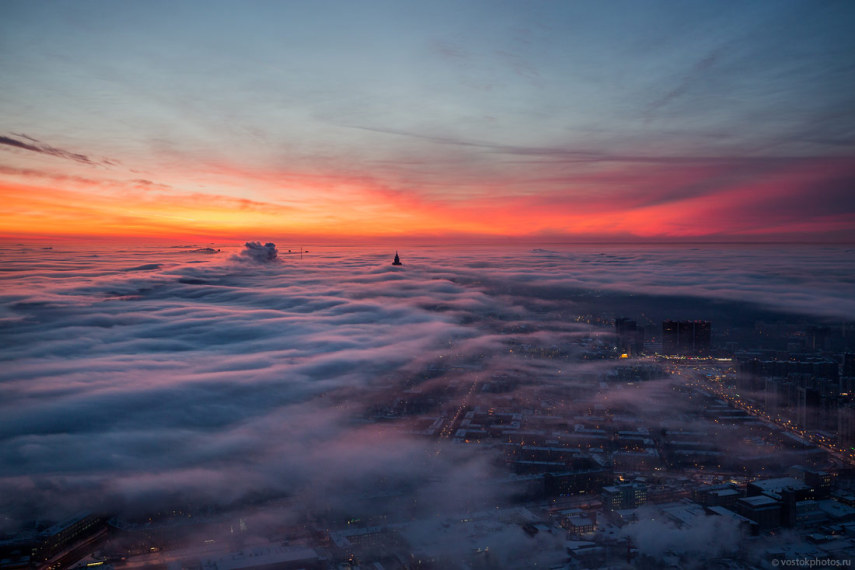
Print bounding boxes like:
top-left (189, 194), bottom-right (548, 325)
top-left (2, 2), bottom-right (854, 244)
top-left (2, 152), bottom-right (853, 245)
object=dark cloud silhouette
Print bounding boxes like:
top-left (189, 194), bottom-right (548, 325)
top-left (121, 263), bottom-right (162, 272)
top-left (238, 241), bottom-right (278, 263)
top-left (0, 134), bottom-right (97, 165)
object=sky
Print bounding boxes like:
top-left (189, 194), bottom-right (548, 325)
top-left (1, 0), bottom-right (854, 242)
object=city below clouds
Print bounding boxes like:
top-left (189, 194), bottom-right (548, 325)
top-left (1, 242), bottom-right (854, 566)
top-left (1, 243), bottom-right (853, 521)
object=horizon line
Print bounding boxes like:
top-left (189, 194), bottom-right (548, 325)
top-left (2, 234), bottom-right (854, 248)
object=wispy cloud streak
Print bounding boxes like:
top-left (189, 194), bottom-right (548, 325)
top-left (0, 134), bottom-right (102, 166)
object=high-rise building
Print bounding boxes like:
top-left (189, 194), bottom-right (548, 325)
top-left (807, 325), bottom-right (831, 351)
top-left (843, 353), bottom-right (855, 378)
top-left (615, 318), bottom-right (644, 356)
top-left (662, 320), bottom-right (711, 355)
top-left (694, 321), bottom-right (711, 354)
top-left (839, 403), bottom-right (855, 450)
top-left (662, 320), bottom-right (680, 355)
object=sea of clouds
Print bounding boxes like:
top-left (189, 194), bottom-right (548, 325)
top-left (1, 241), bottom-right (853, 552)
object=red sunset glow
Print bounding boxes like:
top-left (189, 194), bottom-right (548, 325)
top-left (1, 2), bottom-right (853, 243)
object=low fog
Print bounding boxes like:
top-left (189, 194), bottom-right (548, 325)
top-left (1, 242), bottom-right (853, 565)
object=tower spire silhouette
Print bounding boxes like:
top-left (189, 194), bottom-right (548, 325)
top-left (392, 251), bottom-right (402, 266)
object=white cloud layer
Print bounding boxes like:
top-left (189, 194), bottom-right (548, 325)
top-left (0, 243), bottom-right (853, 532)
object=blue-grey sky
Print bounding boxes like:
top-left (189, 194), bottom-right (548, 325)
top-left (1, 0), bottom-right (854, 240)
